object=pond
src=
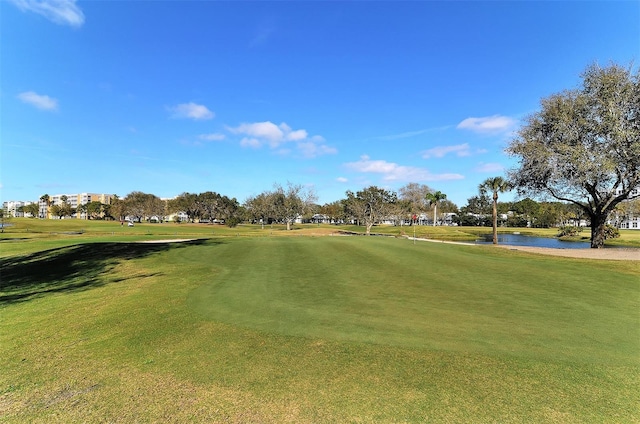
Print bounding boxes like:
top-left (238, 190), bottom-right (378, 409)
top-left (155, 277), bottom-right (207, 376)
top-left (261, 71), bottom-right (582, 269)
top-left (475, 233), bottom-right (592, 249)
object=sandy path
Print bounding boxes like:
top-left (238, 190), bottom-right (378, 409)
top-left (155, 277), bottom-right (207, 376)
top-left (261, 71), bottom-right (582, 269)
top-left (493, 244), bottom-right (640, 261)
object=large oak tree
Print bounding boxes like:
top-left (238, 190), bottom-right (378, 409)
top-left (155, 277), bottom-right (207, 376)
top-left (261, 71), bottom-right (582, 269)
top-left (508, 63), bottom-right (639, 248)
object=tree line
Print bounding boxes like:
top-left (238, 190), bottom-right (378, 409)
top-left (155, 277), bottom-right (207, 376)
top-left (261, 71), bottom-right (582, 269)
top-left (11, 62), bottom-right (640, 248)
top-left (24, 176), bottom-right (640, 237)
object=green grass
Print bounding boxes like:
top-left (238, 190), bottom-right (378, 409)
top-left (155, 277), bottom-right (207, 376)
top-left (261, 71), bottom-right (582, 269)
top-left (3, 217), bottom-right (640, 250)
top-left (1, 224), bottom-right (639, 422)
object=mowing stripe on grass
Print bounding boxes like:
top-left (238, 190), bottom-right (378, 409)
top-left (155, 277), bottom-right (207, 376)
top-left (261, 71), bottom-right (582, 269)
top-left (186, 237), bottom-right (639, 365)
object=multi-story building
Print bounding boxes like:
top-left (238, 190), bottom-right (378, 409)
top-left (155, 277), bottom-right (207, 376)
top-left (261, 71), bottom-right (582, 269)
top-left (38, 193), bottom-right (114, 219)
top-left (2, 200), bottom-right (37, 217)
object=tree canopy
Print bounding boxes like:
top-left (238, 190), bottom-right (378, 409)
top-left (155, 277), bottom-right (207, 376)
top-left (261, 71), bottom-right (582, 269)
top-left (244, 183), bottom-right (317, 230)
top-left (345, 186), bottom-right (397, 235)
top-left (507, 63), bottom-right (639, 248)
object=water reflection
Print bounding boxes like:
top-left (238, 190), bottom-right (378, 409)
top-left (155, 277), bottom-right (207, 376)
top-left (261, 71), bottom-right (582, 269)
top-left (475, 233), bottom-right (591, 249)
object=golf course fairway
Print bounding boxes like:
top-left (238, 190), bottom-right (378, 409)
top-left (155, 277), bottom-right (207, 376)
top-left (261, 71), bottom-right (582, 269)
top-left (1, 235), bottom-right (638, 422)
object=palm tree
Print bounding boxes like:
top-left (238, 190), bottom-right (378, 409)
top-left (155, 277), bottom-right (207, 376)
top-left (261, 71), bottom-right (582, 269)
top-left (425, 191), bottom-right (447, 226)
top-left (39, 194), bottom-right (51, 219)
top-left (479, 177), bottom-right (512, 244)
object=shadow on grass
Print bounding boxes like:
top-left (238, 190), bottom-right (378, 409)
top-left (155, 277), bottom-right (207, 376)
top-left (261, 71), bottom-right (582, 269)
top-left (0, 239), bottom-right (212, 305)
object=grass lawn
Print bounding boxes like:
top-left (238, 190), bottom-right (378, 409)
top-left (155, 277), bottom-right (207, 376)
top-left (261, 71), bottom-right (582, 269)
top-left (1, 222), bottom-right (639, 422)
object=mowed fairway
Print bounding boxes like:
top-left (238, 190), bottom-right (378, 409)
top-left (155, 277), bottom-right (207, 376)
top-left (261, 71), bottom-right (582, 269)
top-left (1, 236), bottom-right (639, 422)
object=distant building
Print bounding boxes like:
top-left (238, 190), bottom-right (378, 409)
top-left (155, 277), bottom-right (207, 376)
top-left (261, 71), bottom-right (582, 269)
top-left (39, 193), bottom-right (114, 219)
top-left (613, 187), bottom-right (640, 230)
top-left (161, 196), bottom-right (189, 222)
top-left (2, 200), bottom-right (36, 217)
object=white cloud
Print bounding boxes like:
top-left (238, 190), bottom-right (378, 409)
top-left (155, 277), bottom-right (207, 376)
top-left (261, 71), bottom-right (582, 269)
top-left (17, 91), bottom-right (58, 111)
top-left (457, 115), bottom-right (515, 134)
top-left (287, 129), bottom-right (308, 141)
top-left (198, 133), bottom-right (226, 141)
top-left (336, 177), bottom-right (348, 183)
top-left (9, 0), bottom-right (84, 27)
top-left (345, 155), bottom-right (464, 182)
top-left (422, 143), bottom-right (471, 159)
top-left (170, 102), bottom-right (214, 120)
top-left (240, 137), bottom-right (262, 148)
top-left (231, 121), bottom-right (284, 146)
top-left (475, 162), bottom-right (505, 173)
top-left (228, 121), bottom-right (335, 157)
top-left (297, 141), bottom-right (338, 158)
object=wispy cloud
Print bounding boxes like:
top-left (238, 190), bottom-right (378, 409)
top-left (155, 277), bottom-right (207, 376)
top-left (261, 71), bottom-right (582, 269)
top-left (17, 91), bottom-right (58, 111)
top-left (297, 141), bottom-right (338, 158)
top-left (475, 162), bottom-right (505, 173)
top-left (198, 133), bottom-right (226, 141)
top-left (169, 102), bottom-right (214, 120)
top-left (336, 177), bottom-right (348, 183)
top-left (9, 0), bottom-right (85, 27)
top-left (422, 143), bottom-right (471, 159)
top-left (457, 115), bottom-right (515, 134)
top-left (344, 155), bottom-right (464, 182)
top-left (228, 121), bottom-right (335, 158)
top-left (239, 137), bottom-right (261, 148)
top-left (180, 133), bottom-right (226, 147)
top-left (376, 125), bottom-right (452, 141)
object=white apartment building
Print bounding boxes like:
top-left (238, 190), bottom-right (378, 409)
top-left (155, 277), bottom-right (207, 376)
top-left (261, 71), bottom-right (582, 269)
top-left (2, 200), bottom-right (37, 217)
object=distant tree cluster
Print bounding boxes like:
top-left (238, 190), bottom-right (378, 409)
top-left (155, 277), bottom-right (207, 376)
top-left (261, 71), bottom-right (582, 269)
top-left (18, 203), bottom-right (40, 217)
top-left (457, 195), bottom-right (588, 229)
top-left (166, 191), bottom-right (241, 227)
top-left (244, 182), bottom-right (317, 230)
top-left (30, 183), bottom-right (456, 233)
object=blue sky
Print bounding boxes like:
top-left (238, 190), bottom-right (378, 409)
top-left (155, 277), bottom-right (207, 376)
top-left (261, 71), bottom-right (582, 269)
top-left (1, 1), bottom-right (638, 207)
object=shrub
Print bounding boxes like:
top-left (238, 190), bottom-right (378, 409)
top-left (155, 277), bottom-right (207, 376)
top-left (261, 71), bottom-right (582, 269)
top-left (557, 225), bottom-right (582, 237)
top-left (603, 224), bottom-right (620, 240)
top-left (506, 216), bottom-right (529, 227)
top-left (225, 217), bottom-right (241, 228)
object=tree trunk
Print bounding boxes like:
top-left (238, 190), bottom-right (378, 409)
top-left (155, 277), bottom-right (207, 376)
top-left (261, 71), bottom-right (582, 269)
top-left (366, 222), bottom-right (373, 235)
top-left (590, 214), bottom-right (606, 248)
top-left (433, 205), bottom-right (437, 227)
top-left (492, 195), bottom-right (498, 244)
